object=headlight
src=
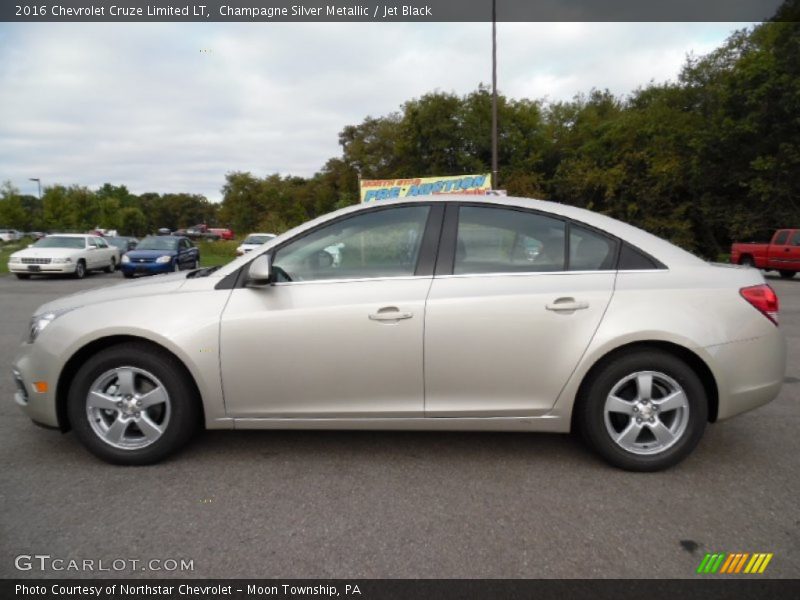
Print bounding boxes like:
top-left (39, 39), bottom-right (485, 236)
top-left (28, 308), bottom-right (75, 344)
top-left (155, 255), bottom-right (173, 264)
top-left (9, 256), bottom-right (21, 263)
top-left (121, 255), bottom-right (130, 264)
top-left (51, 258), bottom-right (73, 264)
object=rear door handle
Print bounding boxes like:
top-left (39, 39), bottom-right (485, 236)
top-left (369, 307), bottom-right (413, 322)
top-left (546, 298), bottom-right (589, 312)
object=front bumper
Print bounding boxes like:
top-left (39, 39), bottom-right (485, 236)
top-left (12, 342), bottom-right (60, 428)
top-left (8, 262), bottom-right (77, 274)
top-left (120, 261), bottom-right (173, 276)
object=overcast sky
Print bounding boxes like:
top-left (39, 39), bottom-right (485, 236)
top-left (0, 22), bottom-right (750, 202)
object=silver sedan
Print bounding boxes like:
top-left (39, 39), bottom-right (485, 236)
top-left (11, 196), bottom-right (786, 470)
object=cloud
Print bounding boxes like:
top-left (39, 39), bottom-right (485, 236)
top-left (0, 22), bottom-right (749, 201)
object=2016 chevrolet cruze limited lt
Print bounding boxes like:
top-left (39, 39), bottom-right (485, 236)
top-left (12, 197), bottom-right (786, 470)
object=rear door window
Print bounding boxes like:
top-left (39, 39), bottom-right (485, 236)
top-left (569, 224), bottom-right (617, 271)
top-left (454, 206), bottom-right (566, 274)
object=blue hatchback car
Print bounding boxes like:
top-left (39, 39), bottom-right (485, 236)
top-left (120, 235), bottom-right (200, 278)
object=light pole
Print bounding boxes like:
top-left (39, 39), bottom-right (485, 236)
top-left (29, 178), bottom-right (41, 199)
top-left (491, 0), bottom-right (498, 190)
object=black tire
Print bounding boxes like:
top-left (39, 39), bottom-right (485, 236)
top-left (173, 259), bottom-right (181, 272)
top-left (779, 270), bottom-right (795, 279)
top-left (123, 272), bottom-right (134, 279)
top-left (74, 260), bottom-right (86, 279)
top-left (67, 342), bottom-right (200, 465)
top-left (15, 273), bottom-right (31, 280)
top-left (104, 257), bottom-right (116, 273)
top-left (576, 349), bottom-right (708, 472)
top-left (739, 256), bottom-right (755, 268)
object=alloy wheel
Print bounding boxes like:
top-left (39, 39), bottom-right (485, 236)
top-left (603, 371), bottom-right (690, 455)
top-left (85, 366), bottom-right (171, 450)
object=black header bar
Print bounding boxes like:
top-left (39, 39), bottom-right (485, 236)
top-left (1, 0), bottom-right (788, 23)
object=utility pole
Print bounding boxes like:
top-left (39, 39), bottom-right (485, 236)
top-left (491, 0), bottom-right (498, 190)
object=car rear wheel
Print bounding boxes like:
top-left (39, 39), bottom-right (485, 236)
top-left (74, 260), bottom-right (86, 279)
top-left (67, 343), bottom-right (200, 465)
top-left (779, 270), bottom-right (795, 279)
top-left (739, 256), bottom-right (755, 267)
top-left (576, 349), bottom-right (707, 471)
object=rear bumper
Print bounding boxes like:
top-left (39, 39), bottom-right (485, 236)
top-left (707, 331), bottom-right (786, 421)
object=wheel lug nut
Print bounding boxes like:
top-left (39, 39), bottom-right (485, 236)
top-left (136, 401), bottom-right (142, 407)
top-left (134, 411), bottom-right (140, 418)
top-left (636, 417), bottom-right (642, 423)
top-left (633, 407), bottom-right (639, 412)
top-left (116, 401), bottom-right (123, 408)
top-left (649, 417), bottom-right (654, 423)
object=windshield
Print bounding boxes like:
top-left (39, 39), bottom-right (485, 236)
top-left (136, 237), bottom-right (178, 251)
top-left (34, 236), bottom-right (86, 249)
top-left (244, 235), bottom-right (273, 245)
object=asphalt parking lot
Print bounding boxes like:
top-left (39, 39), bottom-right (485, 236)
top-left (0, 270), bottom-right (798, 579)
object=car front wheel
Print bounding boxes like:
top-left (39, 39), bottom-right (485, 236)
top-left (576, 349), bottom-right (707, 471)
top-left (74, 260), bottom-right (86, 279)
top-left (67, 343), bottom-right (200, 465)
top-left (779, 270), bottom-right (795, 279)
top-left (105, 257), bottom-right (116, 273)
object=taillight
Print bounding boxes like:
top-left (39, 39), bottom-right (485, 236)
top-left (740, 284), bottom-right (779, 326)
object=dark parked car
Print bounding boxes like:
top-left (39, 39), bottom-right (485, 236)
top-left (120, 235), bottom-right (199, 278)
top-left (106, 236), bottom-right (138, 258)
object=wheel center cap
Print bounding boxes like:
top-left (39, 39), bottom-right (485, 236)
top-left (638, 403), bottom-right (654, 419)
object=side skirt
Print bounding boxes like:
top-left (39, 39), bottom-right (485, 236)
top-left (224, 415), bottom-right (568, 433)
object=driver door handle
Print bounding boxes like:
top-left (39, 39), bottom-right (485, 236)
top-left (369, 307), bottom-right (414, 322)
top-left (546, 298), bottom-right (589, 312)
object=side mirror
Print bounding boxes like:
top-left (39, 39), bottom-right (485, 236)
top-left (247, 254), bottom-right (273, 286)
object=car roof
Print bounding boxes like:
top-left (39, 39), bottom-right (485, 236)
top-left (46, 233), bottom-right (88, 238)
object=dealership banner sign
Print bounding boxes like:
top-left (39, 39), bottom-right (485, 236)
top-left (360, 174), bottom-right (492, 202)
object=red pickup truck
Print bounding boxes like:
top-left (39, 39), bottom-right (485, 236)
top-left (182, 224), bottom-right (235, 241)
top-left (731, 229), bottom-right (800, 279)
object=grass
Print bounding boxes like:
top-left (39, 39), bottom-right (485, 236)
top-left (0, 237), bottom-right (34, 275)
top-left (196, 239), bottom-right (240, 268)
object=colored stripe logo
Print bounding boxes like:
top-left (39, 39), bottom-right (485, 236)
top-left (696, 552), bottom-right (773, 574)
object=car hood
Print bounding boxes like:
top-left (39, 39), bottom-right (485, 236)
top-left (33, 272), bottom-right (189, 316)
top-left (125, 249), bottom-right (177, 260)
top-left (12, 247), bottom-right (82, 259)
